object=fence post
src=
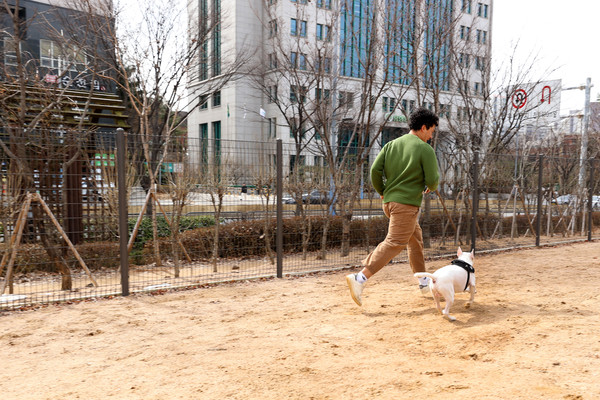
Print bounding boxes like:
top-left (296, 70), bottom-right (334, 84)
top-left (471, 151), bottom-right (479, 251)
top-left (276, 139), bottom-right (283, 278)
top-left (587, 158), bottom-right (595, 241)
top-left (536, 155), bottom-right (544, 247)
top-left (116, 128), bottom-right (130, 296)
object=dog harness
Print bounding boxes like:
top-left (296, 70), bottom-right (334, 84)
top-left (451, 259), bottom-right (475, 291)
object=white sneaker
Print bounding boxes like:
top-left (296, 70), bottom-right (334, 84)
top-left (345, 273), bottom-right (364, 306)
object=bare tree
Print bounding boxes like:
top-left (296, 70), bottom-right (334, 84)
top-left (62, 0), bottom-right (247, 266)
top-left (0, 0), bottom-right (111, 289)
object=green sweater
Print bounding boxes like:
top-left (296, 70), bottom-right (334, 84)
top-left (370, 134), bottom-right (439, 207)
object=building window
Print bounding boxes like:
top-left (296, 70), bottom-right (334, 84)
top-left (478, 3), bottom-right (489, 18)
top-left (211, 0), bottom-right (221, 77)
top-left (460, 26), bottom-right (470, 41)
top-left (461, 0), bottom-right (472, 13)
top-left (198, 0), bottom-right (209, 80)
top-left (40, 39), bottom-right (61, 69)
top-left (383, 97), bottom-right (396, 112)
top-left (317, 0), bottom-right (331, 8)
top-left (40, 39), bottom-right (86, 72)
top-left (338, 91), bottom-right (353, 109)
top-left (439, 104), bottom-right (451, 119)
top-left (382, 97), bottom-right (395, 112)
top-left (291, 0), bottom-right (308, 3)
top-left (316, 24), bottom-right (330, 41)
top-left (200, 123), bottom-right (209, 165)
top-left (212, 91), bottom-right (221, 107)
top-left (199, 94), bottom-right (209, 110)
top-left (268, 53), bottom-right (278, 69)
top-left (459, 53), bottom-right (470, 68)
top-left (3, 36), bottom-right (19, 66)
top-left (315, 56), bottom-right (331, 73)
top-left (212, 121), bottom-right (221, 164)
top-left (315, 88), bottom-right (330, 102)
top-left (269, 20), bottom-right (278, 38)
top-left (459, 80), bottom-right (469, 94)
top-left (475, 56), bottom-right (485, 71)
top-left (268, 117), bottom-right (277, 138)
top-left (268, 85), bottom-right (278, 103)
top-left (299, 20), bottom-right (307, 37)
top-left (476, 30), bottom-right (488, 44)
top-left (289, 155), bottom-right (306, 173)
top-left (291, 19), bottom-right (307, 37)
top-left (290, 52), bottom-right (307, 70)
top-left (290, 85), bottom-right (306, 103)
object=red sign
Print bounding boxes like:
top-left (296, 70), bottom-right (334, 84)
top-left (44, 74), bottom-right (58, 84)
top-left (512, 89), bottom-right (528, 109)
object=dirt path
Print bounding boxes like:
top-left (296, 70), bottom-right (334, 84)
top-left (1, 242), bottom-right (599, 399)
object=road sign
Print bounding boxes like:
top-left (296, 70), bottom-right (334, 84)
top-left (512, 89), bottom-right (528, 109)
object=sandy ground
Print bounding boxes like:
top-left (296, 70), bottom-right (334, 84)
top-left (1, 241), bottom-right (599, 400)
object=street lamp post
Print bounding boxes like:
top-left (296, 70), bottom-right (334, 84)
top-left (578, 77), bottom-right (592, 189)
top-left (563, 77), bottom-right (593, 234)
top-left (563, 77), bottom-right (593, 188)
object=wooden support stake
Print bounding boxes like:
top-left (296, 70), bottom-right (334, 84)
top-left (127, 188), bottom-right (153, 252)
top-left (0, 194), bottom-right (30, 277)
top-left (0, 194), bottom-right (33, 295)
top-left (34, 193), bottom-right (98, 287)
top-left (517, 186), bottom-right (537, 237)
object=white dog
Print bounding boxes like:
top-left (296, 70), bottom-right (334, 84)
top-left (414, 247), bottom-right (476, 321)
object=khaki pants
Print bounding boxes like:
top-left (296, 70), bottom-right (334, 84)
top-left (362, 202), bottom-right (425, 276)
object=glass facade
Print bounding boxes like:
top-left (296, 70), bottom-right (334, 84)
top-left (423, 0), bottom-right (453, 91)
top-left (340, 0), bottom-right (374, 78)
top-left (384, 0), bottom-right (415, 85)
top-left (212, 0), bottom-right (221, 77)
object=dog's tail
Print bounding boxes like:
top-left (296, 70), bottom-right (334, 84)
top-left (414, 272), bottom-right (436, 284)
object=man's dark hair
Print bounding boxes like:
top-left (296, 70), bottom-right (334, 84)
top-left (409, 107), bottom-right (439, 131)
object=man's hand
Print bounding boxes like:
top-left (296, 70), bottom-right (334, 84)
top-left (423, 187), bottom-right (430, 194)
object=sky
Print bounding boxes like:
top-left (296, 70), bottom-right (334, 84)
top-left (492, 0), bottom-right (600, 114)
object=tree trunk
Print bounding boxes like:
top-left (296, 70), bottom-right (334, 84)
top-left (212, 204), bottom-right (222, 273)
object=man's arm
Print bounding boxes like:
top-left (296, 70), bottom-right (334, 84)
top-left (370, 147), bottom-right (386, 196)
top-left (422, 147), bottom-right (439, 192)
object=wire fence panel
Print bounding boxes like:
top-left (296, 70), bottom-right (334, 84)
top-left (0, 129), bottom-right (598, 310)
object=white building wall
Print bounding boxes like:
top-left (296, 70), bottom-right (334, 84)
top-left (188, 0), bottom-right (493, 172)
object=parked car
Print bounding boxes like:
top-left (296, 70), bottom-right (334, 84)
top-left (553, 194), bottom-right (600, 210)
top-left (592, 195), bottom-right (600, 210)
top-left (302, 190), bottom-right (330, 204)
top-left (554, 194), bottom-right (574, 205)
top-left (281, 194), bottom-right (297, 204)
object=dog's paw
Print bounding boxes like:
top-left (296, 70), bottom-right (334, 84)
top-left (444, 314), bottom-right (457, 321)
top-left (464, 302), bottom-right (471, 309)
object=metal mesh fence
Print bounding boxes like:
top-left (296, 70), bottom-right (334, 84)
top-left (1, 129), bottom-right (598, 309)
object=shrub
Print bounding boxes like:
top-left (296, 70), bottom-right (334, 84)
top-left (128, 215), bottom-right (215, 250)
